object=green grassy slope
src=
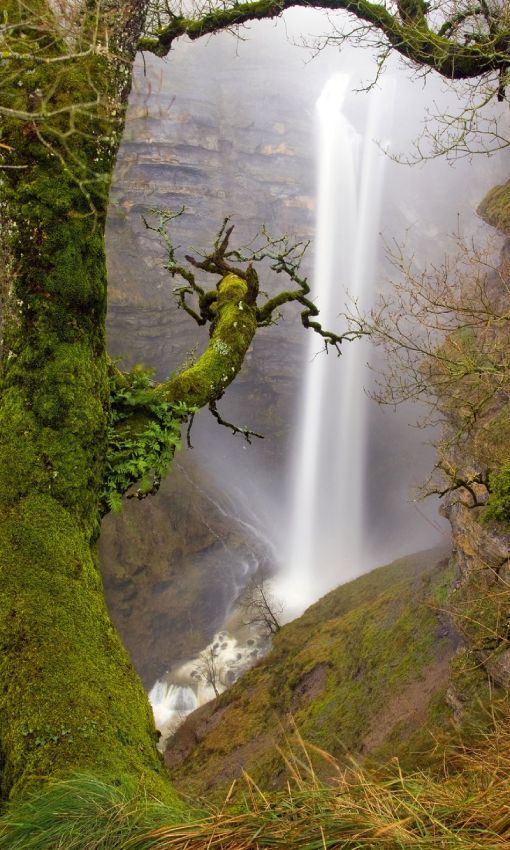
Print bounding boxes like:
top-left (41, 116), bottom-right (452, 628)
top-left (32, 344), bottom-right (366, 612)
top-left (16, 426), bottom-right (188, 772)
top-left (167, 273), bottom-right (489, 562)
top-left (165, 546), bottom-right (460, 800)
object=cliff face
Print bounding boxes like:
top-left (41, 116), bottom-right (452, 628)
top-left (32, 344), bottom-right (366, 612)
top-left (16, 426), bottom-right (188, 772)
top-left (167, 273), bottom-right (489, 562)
top-left (101, 453), bottom-right (274, 687)
top-left (446, 502), bottom-right (510, 697)
top-left (477, 180), bottom-right (510, 237)
top-left (442, 182), bottom-right (510, 714)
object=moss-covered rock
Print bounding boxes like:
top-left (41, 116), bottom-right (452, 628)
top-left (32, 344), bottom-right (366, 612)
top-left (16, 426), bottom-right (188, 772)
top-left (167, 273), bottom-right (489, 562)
top-left (478, 180), bottom-right (510, 235)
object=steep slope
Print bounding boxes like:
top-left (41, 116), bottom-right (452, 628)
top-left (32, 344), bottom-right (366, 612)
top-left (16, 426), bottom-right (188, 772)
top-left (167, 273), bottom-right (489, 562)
top-left (165, 546), bottom-right (460, 800)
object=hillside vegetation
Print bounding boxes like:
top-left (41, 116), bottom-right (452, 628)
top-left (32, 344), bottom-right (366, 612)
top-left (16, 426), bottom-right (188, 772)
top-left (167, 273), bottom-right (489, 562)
top-left (164, 547), bottom-right (469, 801)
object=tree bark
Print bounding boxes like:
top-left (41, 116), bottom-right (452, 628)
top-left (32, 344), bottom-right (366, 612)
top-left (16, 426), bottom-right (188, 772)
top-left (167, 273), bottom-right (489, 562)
top-left (0, 0), bottom-right (175, 802)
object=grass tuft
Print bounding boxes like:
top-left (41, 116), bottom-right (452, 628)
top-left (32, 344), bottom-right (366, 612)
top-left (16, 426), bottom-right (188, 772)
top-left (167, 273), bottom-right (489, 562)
top-left (140, 711), bottom-right (510, 850)
top-left (0, 774), bottom-right (188, 850)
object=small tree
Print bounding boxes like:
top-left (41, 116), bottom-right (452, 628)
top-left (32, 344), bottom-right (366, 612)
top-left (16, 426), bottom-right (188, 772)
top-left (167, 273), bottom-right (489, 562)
top-left (196, 646), bottom-right (222, 698)
top-left (240, 574), bottom-right (284, 637)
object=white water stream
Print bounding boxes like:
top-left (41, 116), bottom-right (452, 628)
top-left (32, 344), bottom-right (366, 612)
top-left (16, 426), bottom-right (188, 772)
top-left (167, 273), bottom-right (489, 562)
top-left (147, 465), bottom-right (277, 746)
top-left (277, 74), bottom-right (394, 614)
top-left (149, 629), bottom-right (267, 748)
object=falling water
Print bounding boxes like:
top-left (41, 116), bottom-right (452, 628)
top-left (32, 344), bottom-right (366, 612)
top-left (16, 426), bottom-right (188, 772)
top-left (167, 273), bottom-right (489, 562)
top-left (278, 74), bottom-right (394, 614)
top-left (149, 681), bottom-right (198, 739)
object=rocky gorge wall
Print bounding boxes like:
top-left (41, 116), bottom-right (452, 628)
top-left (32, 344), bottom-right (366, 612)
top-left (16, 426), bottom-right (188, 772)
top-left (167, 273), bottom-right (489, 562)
top-left (443, 189), bottom-right (510, 718)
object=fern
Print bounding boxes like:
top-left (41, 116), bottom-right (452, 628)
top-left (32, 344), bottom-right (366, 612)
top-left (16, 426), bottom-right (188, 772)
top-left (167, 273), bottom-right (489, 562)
top-left (102, 365), bottom-right (194, 512)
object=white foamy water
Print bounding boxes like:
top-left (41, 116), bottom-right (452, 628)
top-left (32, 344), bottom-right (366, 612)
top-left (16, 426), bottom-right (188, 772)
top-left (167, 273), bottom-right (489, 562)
top-left (149, 682), bottom-right (198, 735)
top-left (149, 629), bottom-right (267, 747)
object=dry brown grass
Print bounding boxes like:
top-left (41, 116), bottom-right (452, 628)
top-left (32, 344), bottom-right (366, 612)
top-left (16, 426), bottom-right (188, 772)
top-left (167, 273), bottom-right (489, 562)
top-left (138, 717), bottom-right (510, 850)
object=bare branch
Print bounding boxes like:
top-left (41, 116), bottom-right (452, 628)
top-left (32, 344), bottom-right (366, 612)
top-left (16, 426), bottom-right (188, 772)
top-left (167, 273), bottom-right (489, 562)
top-left (209, 398), bottom-right (263, 444)
top-left (349, 229), bottom-right (510, 510)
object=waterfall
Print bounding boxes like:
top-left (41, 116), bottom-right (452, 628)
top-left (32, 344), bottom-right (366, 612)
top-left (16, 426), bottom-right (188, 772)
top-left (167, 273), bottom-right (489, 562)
top-left (148, 681), bottom-right (198, 740)
top-left (278, 74), bottom-right (394, 615)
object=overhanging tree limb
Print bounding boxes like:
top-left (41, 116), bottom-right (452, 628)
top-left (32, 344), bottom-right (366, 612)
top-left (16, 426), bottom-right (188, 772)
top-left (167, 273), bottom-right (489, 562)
top-left (154, 214), bottom-right (363, 408)
top-left (105, 214), bottom-right (363, 504)
top-left (140, 0), bottom-right (510, 84)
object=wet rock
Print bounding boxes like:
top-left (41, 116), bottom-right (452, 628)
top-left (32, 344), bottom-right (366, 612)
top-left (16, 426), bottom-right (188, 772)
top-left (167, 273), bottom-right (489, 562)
top-left (100, 453), bottom-right (269, 686)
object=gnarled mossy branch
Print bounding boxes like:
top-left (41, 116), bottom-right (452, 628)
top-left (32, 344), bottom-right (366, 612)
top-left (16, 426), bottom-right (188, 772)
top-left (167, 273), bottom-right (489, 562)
top-left (140, 0), bottom-right (510, 89)
top-left (148, 212), bottom-right (365, 355)
top-left (105, 213), bottom-right (362, 508)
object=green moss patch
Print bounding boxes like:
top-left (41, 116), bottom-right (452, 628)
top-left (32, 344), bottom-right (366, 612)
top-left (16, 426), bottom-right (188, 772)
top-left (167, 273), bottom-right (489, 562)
top-left (478, 180), bottom-right (510, 235)
top-left (0, 494), bottom-right (177, 802)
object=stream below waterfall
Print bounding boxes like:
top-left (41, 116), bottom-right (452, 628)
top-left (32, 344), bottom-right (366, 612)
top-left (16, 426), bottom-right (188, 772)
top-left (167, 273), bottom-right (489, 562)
top-left (149, 625), bottom-right (270, 748)
top-left (146, 463), bottom-right (277, 746)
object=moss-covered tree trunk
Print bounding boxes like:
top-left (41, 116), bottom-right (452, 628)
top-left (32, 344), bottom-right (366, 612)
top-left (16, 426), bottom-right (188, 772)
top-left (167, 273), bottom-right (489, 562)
top-left (0, 0), bottom-right (175, 802)
top-left (0, 173), bottom-right (173, 802)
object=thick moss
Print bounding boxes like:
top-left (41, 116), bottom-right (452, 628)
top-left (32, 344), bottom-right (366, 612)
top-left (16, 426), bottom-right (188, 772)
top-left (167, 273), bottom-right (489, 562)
top-left (0, 7), bottom-right (267, 801)
top-left (0, 495), bottom-right (176, 803)
top-left (0, 7), bottom-right (176, 802)
top-left (0, 186), bottom-right (175, 797)
top-left (483, 464), bottom-right (510, 524)
top-left (478, 180), bottom-right (510, 235)
top-left (160, 274), bottom-right (258, 408)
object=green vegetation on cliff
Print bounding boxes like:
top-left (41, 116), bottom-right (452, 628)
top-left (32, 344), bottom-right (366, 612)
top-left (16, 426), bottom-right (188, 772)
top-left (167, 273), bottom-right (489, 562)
top-left (478, 180), bottom-right (510, 236)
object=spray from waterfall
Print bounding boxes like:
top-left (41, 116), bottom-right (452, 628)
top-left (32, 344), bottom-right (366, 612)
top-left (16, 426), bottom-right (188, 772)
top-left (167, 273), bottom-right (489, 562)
top-left (278, 74), bottom-right (394, 615)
